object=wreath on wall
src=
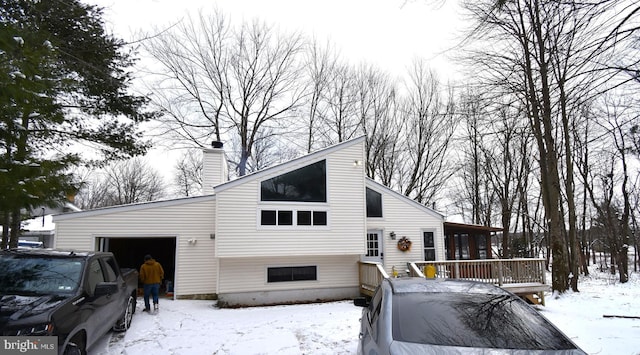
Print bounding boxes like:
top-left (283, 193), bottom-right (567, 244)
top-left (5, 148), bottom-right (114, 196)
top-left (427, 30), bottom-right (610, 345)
top-left (397, 237), bottom-right (412, 252)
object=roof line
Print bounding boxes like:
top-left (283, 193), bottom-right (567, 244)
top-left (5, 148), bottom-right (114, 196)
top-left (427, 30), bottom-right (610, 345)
top-left (444, 221), bottom-right (503, 232)
top-left (214, 136), bottom-right (366, 193)
top-left (53, 194), bottom-right (216, 221)
top-left (365, 178), bottom-right (444, 219)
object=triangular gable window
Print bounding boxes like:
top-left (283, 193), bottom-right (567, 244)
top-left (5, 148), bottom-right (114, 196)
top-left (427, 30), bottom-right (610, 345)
top-left (261, 160), bottom-right (326, 202)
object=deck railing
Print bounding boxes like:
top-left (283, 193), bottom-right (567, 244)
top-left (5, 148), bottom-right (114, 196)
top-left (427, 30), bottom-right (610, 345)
top-left (358, 258), bottom-right (548, 304)
top-left (357, 261), bottom-right (389, 297)
top-left (411, 258), bottom-right (547, 286)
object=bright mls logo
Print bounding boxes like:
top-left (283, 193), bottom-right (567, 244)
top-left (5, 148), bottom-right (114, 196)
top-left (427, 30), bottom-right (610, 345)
top-left (1, 337), bottom-right (57, 354)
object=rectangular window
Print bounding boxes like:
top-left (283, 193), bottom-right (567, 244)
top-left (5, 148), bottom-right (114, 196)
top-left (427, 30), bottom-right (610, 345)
top-left (313, 211), bottom-right (327, 225)
top-left (366, 233), bottom-right (379, 257)
top-left (261, 210), bottom-right (277, 225)
top-left (423, 231), bottom-right (436, 261)
top-left (260, 209), bottom-right (328, 227)
top-left (445, 236), bottom-right (451, 260)
top-left (102, 258), bottom-right (118, 282)
top-left (267, 266), bottom-right (317, 282)
top-left (366, 188), bottom-right (383, 218)
top-left (297, 210), bottom-right (312, 225)
top-left (278, 210), bottom-right (293, 225)
top-left (477, 235), bottom-right (488, 259)
top-left (88, 259), bottom-right (105, 295)
top-left (455, 233), bottom-right (470, 260)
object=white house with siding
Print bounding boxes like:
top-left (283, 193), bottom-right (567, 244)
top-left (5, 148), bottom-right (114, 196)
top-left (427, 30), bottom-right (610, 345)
top-left (53, 136), bottom-right (445, 306)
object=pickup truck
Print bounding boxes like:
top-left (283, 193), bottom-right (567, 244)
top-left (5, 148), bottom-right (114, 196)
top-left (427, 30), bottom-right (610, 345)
top-left (0, 249), bottom-right (138, 355)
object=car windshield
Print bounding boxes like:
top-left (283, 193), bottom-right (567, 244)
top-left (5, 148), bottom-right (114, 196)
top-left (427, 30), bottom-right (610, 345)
top-left (392, 292), bottom-right (576, 350)
top-left (0, 255), bottom-right (84, 295)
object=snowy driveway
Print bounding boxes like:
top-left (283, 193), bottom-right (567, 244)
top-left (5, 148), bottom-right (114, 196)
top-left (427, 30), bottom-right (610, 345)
top-left (92, 300), bottom-right (361, 355)
top-left (91, 269), bottom-right (640, 355)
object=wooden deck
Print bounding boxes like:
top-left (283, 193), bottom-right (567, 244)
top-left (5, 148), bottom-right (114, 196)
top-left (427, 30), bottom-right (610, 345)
top-left (358, 261), bottom-right (389, 297)
top-left (358, 258), bottom-right (549, 305)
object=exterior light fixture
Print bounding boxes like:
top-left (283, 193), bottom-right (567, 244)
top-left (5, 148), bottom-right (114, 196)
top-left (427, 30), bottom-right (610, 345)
top-left (390, 232), bottom-right (396, 240)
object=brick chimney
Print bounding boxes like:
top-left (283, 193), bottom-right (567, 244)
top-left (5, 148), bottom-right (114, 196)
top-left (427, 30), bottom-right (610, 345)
top-left (202, 141), bottom-right (229, 194)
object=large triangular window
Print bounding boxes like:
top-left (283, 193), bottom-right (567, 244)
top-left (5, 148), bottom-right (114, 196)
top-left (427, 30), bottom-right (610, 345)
top-left (261, 160), bottom-right (326, 202)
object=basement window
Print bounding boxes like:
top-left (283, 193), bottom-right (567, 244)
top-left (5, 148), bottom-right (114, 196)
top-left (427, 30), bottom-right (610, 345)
top-left (267, 266), bottom-right (317, 282)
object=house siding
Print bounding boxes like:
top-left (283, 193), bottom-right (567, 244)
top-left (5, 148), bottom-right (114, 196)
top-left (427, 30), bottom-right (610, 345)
top-left (52, 137), bottom-right (453, 306)
top-left (215, 142), bottom-right (366, 257)
top-left (217, 255), bottom-right (359, 293)
top-left (365, 183), bottom-right (445, 276)
top-left (203, 148), bottom-right (228, 193)
top-left (54, 198), bottom-right (217, 297)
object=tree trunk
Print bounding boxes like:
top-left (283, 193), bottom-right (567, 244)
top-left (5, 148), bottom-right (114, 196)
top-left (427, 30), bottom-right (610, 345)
top-left (1, 210), bottom-right (9, 249)
top-left (618, 137), bottom-right (630, 283)
top-left (238, 148), bottom-right (249, 177)
top-left (501, 203), bottom-right (510, 259)
top-left (559, 85), bottom-right (579, 291)
top-left (9, 208), bottom-right (21, 249)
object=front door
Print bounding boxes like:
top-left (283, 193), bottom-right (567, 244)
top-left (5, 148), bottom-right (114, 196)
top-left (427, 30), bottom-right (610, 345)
top-left (363, 230), bottom-right (383, 263)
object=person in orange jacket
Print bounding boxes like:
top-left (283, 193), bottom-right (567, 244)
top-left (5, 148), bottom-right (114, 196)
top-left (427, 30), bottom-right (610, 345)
top-left (139, 254), bottom-right (164, 312)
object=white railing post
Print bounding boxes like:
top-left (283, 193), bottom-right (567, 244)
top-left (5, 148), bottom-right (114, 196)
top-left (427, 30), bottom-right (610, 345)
top-left (376, 263), bottom-right (390, 279)
top-left (408, 262), bottom-right (425, 278)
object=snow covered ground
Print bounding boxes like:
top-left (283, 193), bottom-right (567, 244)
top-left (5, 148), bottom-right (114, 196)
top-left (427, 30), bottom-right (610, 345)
top-left (92, 267), bottom-right (639, 355)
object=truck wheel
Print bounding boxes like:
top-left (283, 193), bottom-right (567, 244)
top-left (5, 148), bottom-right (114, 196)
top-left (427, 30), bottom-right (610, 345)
top-left (113, 296), bottom-right (134, 331)
top-left (64, 334), bottom-right (86, 355)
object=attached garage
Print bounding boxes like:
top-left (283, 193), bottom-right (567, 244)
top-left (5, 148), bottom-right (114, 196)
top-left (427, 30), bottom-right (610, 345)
top-left (97, 236), bottom-right (177, 291)
top-left (53, 195), bottom-right (218, 299)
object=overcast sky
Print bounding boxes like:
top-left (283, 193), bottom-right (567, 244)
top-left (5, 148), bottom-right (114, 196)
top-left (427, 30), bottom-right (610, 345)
top-left (87, 0), bottom-right (465, 186)
top-left (93, 0), bottom-right (463, 79)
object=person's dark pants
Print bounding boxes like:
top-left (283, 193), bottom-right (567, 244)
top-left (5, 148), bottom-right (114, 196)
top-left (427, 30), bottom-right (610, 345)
top-left (143, 283), bottom-right (160, 310)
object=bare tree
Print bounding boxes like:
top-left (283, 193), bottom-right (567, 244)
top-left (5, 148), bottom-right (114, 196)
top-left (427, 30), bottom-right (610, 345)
top-left (301, 39), bottom-right (339, 153)
top-left (71, 168), bottom-right (110, 210)
top-left (237, 129), bottom-right (299, 173)
top-left (75, 158), bottom-right (166, 208)
top-left (173, 149), bottom-right (203, 197)
top-left (397, 60), bottom-right (457, 206)
top-left (582, 95), bottom-right (636, 282)
top-left (459, 0), bottom-right (640, 292)
top-left (144, 10), bottom-right (306, 176)
top-left (315, 61), bottom-right (362, 145)
top-left (454, 86), bottom-right (495, 226)
top-left (477, 102), bottom-right (529, 258)
top-left (355, 64), bottom-right (401, 187)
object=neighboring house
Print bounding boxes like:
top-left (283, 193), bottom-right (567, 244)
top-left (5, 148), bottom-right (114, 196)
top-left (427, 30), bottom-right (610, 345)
top-left (19, 214), bottom-right (55, 248)
top-left (0, 202), bottom-right (80, 248)
top-left (53, 137), bottom-right (449, 306)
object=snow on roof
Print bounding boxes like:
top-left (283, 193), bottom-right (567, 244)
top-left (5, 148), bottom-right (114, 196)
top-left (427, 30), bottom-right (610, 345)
top-left (21, 214), bottom-right (54, 232)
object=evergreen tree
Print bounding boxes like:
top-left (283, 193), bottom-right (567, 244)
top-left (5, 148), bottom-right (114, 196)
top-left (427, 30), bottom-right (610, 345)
top-left (0, 0), bottom-right (155, 248)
